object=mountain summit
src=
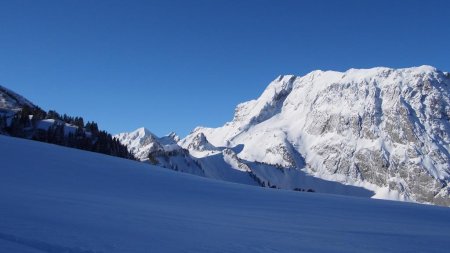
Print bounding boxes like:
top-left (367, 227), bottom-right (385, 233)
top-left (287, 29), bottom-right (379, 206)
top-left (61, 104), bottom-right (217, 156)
top-left (179, 66), bottom-right (450, 205)
top-left (116, 66), bottom-right (450, 206)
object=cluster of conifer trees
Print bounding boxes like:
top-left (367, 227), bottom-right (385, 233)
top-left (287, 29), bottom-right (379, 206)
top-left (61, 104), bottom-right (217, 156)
top-left (0, 105), bottom-right (134, 160)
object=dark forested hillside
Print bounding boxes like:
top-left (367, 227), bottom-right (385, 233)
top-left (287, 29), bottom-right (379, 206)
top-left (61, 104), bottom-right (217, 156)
top-left (0, 85), bottom-right (134, 160)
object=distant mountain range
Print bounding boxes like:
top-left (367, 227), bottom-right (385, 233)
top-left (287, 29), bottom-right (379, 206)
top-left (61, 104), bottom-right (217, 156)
top-left (115, 66), bottom-right (450, 206)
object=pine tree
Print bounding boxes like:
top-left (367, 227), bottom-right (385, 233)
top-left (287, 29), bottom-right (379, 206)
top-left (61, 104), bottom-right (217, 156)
top-left (148, 153), bottom-right (159, 165)
top-left (0, 115), bottom-right (5, 130)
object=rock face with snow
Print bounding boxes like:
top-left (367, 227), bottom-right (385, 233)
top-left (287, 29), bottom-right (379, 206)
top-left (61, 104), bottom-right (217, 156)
top-left (180, 66), bottom-right (450, 206)
top-left (114, 127), bottom-right (166, 161)
top-left (114, 128), bottom-right (206, 176)
top-left (187, 132), bottom-right (219, 152)
top-left (0, 85), bottom-right (36, 114)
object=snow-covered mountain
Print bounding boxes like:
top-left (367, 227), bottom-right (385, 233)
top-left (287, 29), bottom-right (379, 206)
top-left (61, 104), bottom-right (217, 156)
top-left (114, 127), bottom-right (179, 161)
top-left (114, 128), bottom-right (206, 177)
top-left (179, 65), bottom-right (450, 206)
top-left (115, 66), bottom-right (450, 206)
top-left (116, 127), bottom-right (373, 197)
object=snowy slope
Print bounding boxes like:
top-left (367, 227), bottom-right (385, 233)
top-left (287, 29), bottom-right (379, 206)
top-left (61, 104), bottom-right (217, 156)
top-left (0, 86), bottom-right (76, 134)
top-left (0, 85), bottom-right (35, 114)
top-left (181, 66), bottom-right (450, 206)
top-left (1, 135), bottom-right (450, 253)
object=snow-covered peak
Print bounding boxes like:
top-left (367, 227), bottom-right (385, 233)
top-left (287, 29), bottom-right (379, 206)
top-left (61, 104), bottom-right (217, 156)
top-left (187, 132), bottom-right (217, 152)
top-left (114, 127), bottom-right (184, 161)
top-left (232, 74), bottom-right (296, 125)
top-left (181, 65), bottom-right (450, 205)
top-left (114, 127), bottom-right (163, 161)
top-left (402, 65), bottom-right (437, 73)
top-left (134, 127), bottom-right (155, 138)
top-left (166, 132), bottom-right (180, 143)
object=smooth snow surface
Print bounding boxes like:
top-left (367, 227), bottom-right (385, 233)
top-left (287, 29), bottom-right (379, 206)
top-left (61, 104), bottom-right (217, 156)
top-left (1, 135), bottom-right (450, 252)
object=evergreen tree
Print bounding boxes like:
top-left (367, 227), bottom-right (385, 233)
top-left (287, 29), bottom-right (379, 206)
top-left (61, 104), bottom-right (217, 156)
top-left (0, 115), bottom-right (5, 130)
top-left (85, 121), bottom-right (99, 134)
top-left (73, 117), bottom-right (84, 128)
top-left (8, 114), bottom-right (24, 137)
top-left (47, 110), bottom-right (61, 120)
top-left (148, 153), bottom-right (159, 165)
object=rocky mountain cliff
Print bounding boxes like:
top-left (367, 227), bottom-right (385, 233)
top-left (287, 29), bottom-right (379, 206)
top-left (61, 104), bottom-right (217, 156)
top-left (180, 66), bottom-right (450, 205)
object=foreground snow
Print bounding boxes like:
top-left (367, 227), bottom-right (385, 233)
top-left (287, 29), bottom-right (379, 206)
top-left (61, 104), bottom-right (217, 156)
top-left (1, 136), bottom-right (450, 252)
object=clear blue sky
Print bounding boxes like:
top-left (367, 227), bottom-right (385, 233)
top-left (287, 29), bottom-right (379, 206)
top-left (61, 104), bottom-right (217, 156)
top-left (1, 0), bottom-right (449, 137)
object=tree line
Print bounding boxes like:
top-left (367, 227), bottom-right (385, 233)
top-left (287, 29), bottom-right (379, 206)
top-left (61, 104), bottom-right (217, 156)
top-left (0, 105), bottom-right (134, 160)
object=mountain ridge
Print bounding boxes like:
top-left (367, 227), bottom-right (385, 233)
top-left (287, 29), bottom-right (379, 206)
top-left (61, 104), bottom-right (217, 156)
top-left (188, 65), bottom-right (450, 205)
top-left (118, 65), bottom-right (450, 206)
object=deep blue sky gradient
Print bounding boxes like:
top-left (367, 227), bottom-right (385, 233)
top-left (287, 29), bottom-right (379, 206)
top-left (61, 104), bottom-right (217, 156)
top-left (1, 0), bottom-right (449, 136)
